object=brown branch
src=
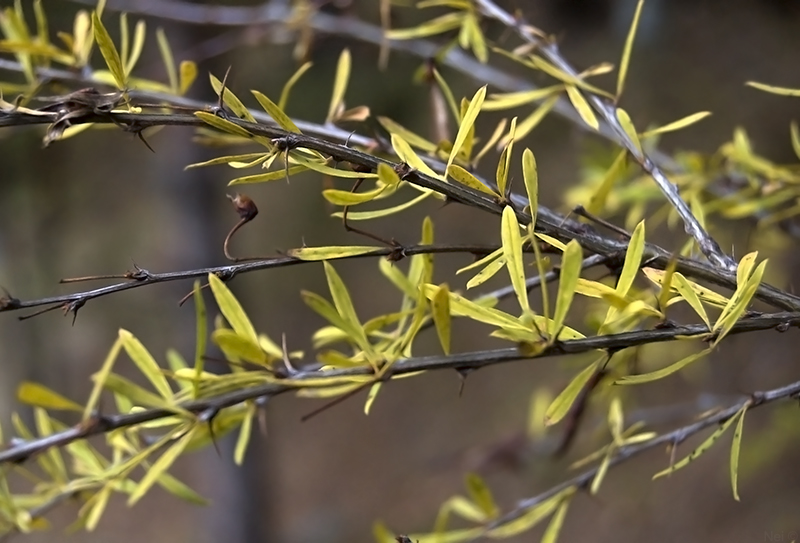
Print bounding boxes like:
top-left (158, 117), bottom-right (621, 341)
top-left (1, 108), bottom-right (796, 312)
top-left (477, 377), bottom-right (800, 538)
top-left (1, 309), bottom-right (798, 465)
top-left (0, 244), bottom-right (514, 317)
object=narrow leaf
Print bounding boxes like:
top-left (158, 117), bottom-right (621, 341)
top-left (730, 404), bottom-right (748, 501)
top-left (91, 12), bottom-right (125, 88)
top-left (551, 240), bottom-right (582, 337)
top-left (208, 273), bottom-right (259, 344)
top-left (128, 427), bottom-right (194, 505)
top-left (616, 348), bottom-right (711, 385)
top-left (617, 0), bottom-right (645, 98)
top-left (327, 49), bottom-right (351, 122)
top-left (252, 90), bottom-right (301, 133)
top-left (501, 206), bottom-right (530, 313)
top-left (446, 85), bottom-right (486, 174)
top-left (18, 382), bottom-right (83, 412)
top-left (565, 84), bottom-right (599, 130)
top-left (432, 284), bottom-right (452, 355)
top-left (745, 81), bottom-right (800, 97)
top-left (639, 111), bottom-right (712, 139)
top-left (616, 108), bottom-right (642, 154)
top-left (447, 164), bottom-right (498, 197)
top-left (522, 148), bottom-right (538, 223)
top-left (289, 246), bottom-right (381, 260)
top-left (545, 361), bottom-right (599, 426)
top-left (541, 499), bottom-right (570, 543)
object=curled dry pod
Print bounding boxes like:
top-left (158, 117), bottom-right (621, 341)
top-left (227, 193), bottom-right (258, 221)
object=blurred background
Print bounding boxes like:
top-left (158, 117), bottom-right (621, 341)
top-left (1, 0), bottom-right (800, 541)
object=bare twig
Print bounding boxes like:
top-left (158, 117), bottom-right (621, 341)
top-left (1, 309), bottom-right (799, 465)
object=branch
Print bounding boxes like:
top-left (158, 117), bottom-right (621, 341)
top-left (473, 0), bottom-right (735, 271)
top-left (2, 309), bottom-right (798, 465)
top-left (475, 375), bottom-right (800, 539)
top-left (2, 106), bottom-right (798, 312)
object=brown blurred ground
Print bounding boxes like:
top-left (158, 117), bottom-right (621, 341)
top-left (1, 0), bottom-right (800, 542)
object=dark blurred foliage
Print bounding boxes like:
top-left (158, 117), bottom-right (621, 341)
top-left (1, 1), bottom-right (799, 542)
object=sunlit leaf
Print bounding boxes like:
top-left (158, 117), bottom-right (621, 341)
top-left (91, 12), bottom-right (125, 88)
top-left (432, 284), bottom-right (452, 355)
top-left (208, 273), bottom-right (259, 345)
top-left (551, 240), bottom-right (582, 337)
top-left (639, 111), bottom-right (712, 139)
top-left (541, 497), bottom-right (570, 543)
top-left (745, 81), bottom-right (800, 97)
top-left (119, 329), bottom-right (172, 399)
top-left (252, 90), bottom-right (300, 133)
top-left (155, 27), bottom-right (176, 92)
top-left (279, 61), bottom-right (313, 111)
top-left (128, 426), bottom-right (194, 505)
top-left (730, 403), bottom-right (748, 501)
top-left (501, 206), bottom-right (530, 313)
top-left (616, 108), bottom-right (642, 154)
top-left (448, 164), bottom-right (498, 197)
top-left (195, 111), bottom-right (253, 138)
top-left (17, 382), bottom-right (83, 412)
top-left (522, 148), bottom-right (538, 222)
top-left (327, 48), bottom-right (351, 122)
top-left (616, 348), bottom-right (711, 385)
top-left (446, 85), bottom-right (486, 174)
top-left (565, 84), bottom-right (598, 130)
top-left (289, 246), bottom-right (381, 260)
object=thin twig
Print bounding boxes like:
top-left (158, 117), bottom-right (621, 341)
top-left (1, 309), bottom-right (798, 465)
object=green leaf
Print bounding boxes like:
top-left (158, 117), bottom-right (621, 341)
top-left (639, 111), bottom-right (712, 139)
top-left (279, 61), bottom-right (313, 111)
top-left (208, 273), bottom-right (259, 344)
top-left (745, 81), bottom-right (800, 97)
top-left (465, 473), bottom-right (498, 519)
top-left (364, 382), bottom-right (382, 415)
top-left (501, 206), bottom-right (530, 314)
top-left (447, 164), bottom-right (498, 197)
top-left (17, 382), bottom-right (83, 412)
top-left (496, 117), bottom-right (517, 197)
top-left (378, 116), bottom-right (437, 153)
top-left (672, 273), bottom-right (710, 328)
top-left (545, 361), bottom-right (599, 426)
top-left (327, 48), bottom-right (351, 122)
top-left (228, 165), bottom-right (309, 185)
top-left (288, 246), bottom-right (381, 260)
top-left (91, 11), bottom-right (125, 88)
top-left (541, 498), bottom-right (570, 543)
top-left (194, 111), bottom-right (253, 138)
top-left (192, 280), bottom-right (207, 399)
top-left (332, 191), bottom-right (432, 220)
top-left (616, 108), bottom-right (642, 154)
top-left (391, 133), bottom-right (441, 179)
top-left (234, 402), bottom-right (255, 465)
top-left (155, 27), bottom-right (176, 92)
top-left (128, 426), bottom-right (194, 505)
top-left (730, 404), bottom-right (747, 501)
top-left (617, 0), bottom-right (645, 98)
top-left (208, 74), bottom-right (256, 122)
top-left (252, 89), bottom-right (300, 133)
top-left (212, 329), bottom-right (268, 365)
top-left (432, 284), bottom-right (452, 355)
top-left (565, 84), bottom-right (599, 130)
top-left (446, 85), bottom-right (486, 174)
top-left (551, 240), bottom-right (582, 337)
top-left (653, 408), bottom-right (743, 480)
top-left (615, 348), bottom-right (711, 385)
top-left (522, 148), bottom-right (538, 222)
top-left (120, 329), bottom-right (172, 399)
top-left (84, 334), bottom-right (123, 420)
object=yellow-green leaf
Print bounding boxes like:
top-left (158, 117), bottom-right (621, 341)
top-left (252, 90), bottom-right (300, 133)
top-left (378, 116), bottom-right (437, 153)
top-left (153, 27), bottom-right (178, 91)
top-left (745, 81), bottom-right (800, 97)
top-left (465, 473), bottom-right (498, 519)
top-left (522, 148), bottom-right (538, 223)
top-left (208, 273), bottom-right (259, 344)
top-left (485, 491), bottom-right (565, 539)
top-left (639, 111), bottom-right (712, 139)
top-left (496, 117), bottom-right (517, 197)
top-left (616, 220), bottom-right (645, 296)
top-left (466, 255), bottom-right (506, 290)
top-left (128, 426), bottom-right (194, 505)
top-left (364, 382), bottom-right (382, 415)
top-left (791, 122), bottom-right (800, 161)
top-left (332, 191), bottom-right (432, 221)
top-left (192, 280), bottom-right (207, 399)
top-left (616, 108), bottom-right (642, 155)
top-left (448, 164), bottom-right (498, 197)
top-left (229, 164), bottom-right (309, 185)
top-left (279, 61), bottom-right (312, 111)
top-left (179, 60), bottom-right (197, 94)
top-left (84, 334), bottom-right (122, 420)
top-left (194, 111), bottom-right (252, 138)
top-left (212, 329), bottom-right (267, 365)
top-left (482, 86), bottom-right (563, 111)
top-left (501, 206), bottom-right (530, 313)
top-left (120, 329), bottom-right (172, 398)
top-left (730, 404), bottom-right (747, 501)
top-left (91, 12), bottom-right (125, 88)
top-left (234, 403), bottom-right (255, 465)
top-left (672, 273), bottom-right (710, 328)
top-left (446, 85), bottom-right (486, 174)
top-left (432, 284), bottom-right (452, 355)
top-left (616, 348), bottom-right (711, 385)
top-left (17, 382), bottom-right (83, 412)
top-left (653, 409), bottom-right (742, 480)
top-left (289, 246), bottom-right (381, 260)
top-left (617, 0), bottom-right (645, 98)
top-left (545, 360), bottom-right (599, 426)
top-left (509, 94), bottom-right (559, 142)
top-left (565, 84), bottom-right (598, 130)
top-left (541, 498), bottom-right (570, 543)
top-left (327, 48), bottom-right (351, 122)
top-left (713, 260), bottom-right (766, 346)
top-left (552, 240), bottom-right (582, 337)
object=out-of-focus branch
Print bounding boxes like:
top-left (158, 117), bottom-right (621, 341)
top-left (474, 0), bottom-right (735, 272)
top-left (474, 376), bottom-right (800, 539)
top-left (1, 309), bottom-right (798, 465)
top-left (2, 107), bottom-right (798, 312)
